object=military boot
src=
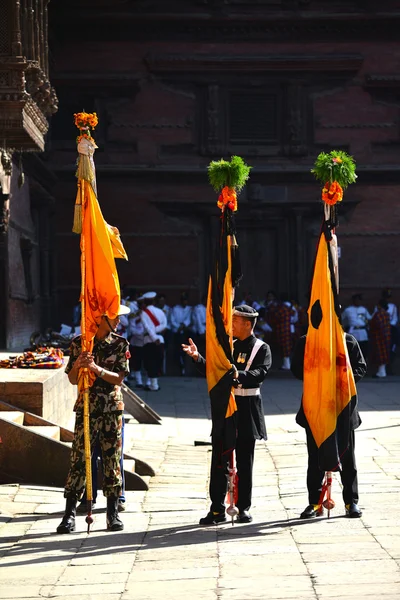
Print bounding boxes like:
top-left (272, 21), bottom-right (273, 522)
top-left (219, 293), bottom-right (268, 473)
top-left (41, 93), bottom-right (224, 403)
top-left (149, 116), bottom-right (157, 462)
top-left (106, 495), bottom-right (124, 531)
top-left (56, 496), bottom-right (77, 534)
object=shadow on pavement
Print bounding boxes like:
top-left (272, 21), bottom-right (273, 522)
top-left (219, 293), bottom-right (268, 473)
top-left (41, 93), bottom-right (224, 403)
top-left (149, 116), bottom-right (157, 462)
top-left (1, 514), bottom-right (345, 568)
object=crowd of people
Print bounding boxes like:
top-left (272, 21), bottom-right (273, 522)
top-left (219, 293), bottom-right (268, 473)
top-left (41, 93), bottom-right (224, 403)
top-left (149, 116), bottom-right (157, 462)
top-left (341, 289), bottom-right (398, 378)
top-left (70, 286), bottom-right (398, 384)
top-left (236, 287), bottom-right (398, 379)
top-left (113, 286), bottom-right (398, 385)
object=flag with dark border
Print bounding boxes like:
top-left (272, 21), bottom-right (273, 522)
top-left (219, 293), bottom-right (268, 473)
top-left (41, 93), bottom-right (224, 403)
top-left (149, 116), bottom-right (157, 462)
top-left (304, 151), bottom-right (358, 472)
top-left (206, 156), bottom-right (250, 456)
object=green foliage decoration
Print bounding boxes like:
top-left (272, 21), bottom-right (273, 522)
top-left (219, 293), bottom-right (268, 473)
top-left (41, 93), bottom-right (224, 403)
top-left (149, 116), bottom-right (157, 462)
top-left (208, 155), bottom-right (252, 192)
top-left (311, 150), bottom-right (357, 189)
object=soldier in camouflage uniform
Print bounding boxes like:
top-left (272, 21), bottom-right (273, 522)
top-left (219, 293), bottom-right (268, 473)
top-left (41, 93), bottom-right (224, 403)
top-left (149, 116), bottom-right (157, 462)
top-left (56, 305), bottom-right (130, 534)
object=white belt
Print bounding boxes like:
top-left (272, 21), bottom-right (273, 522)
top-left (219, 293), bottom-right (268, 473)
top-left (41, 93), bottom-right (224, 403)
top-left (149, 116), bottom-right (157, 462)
top-left (234, 388), bottom-right (260, 397)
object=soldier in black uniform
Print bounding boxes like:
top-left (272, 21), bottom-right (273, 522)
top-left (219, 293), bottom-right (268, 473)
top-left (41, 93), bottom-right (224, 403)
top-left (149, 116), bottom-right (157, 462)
top-left (56, 305), bottom-right (130, 534)
top-left (183, 305), bottom-right (272, 524)
top-left (291, 332), bottom-right (367, 519)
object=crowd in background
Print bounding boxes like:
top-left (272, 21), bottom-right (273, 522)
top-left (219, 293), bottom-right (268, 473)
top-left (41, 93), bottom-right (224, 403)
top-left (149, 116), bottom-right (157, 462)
top-left (69, 286), bottom-right (398, 387)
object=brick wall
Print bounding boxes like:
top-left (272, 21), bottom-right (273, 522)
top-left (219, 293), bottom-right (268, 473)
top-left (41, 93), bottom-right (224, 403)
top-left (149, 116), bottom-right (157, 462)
top-left (7, 167), bottom-right (41, 350)
top-left (48, 6), bottom-right (400, 321)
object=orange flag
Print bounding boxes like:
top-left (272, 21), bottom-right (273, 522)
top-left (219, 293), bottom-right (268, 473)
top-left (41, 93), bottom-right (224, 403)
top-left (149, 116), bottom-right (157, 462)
top-left (78, 179), bottom-right (126, 345)
top-left (73, 134), bottom-right (128, 390)
top-left (303, 231), bottom-right (356, 471)
top-left (206, 207), bottom-right (241, 455)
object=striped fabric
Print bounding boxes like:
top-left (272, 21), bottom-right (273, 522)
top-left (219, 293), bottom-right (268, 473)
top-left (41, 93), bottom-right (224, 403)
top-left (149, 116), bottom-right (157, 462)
top-left (274, 304), bottom-right (293, 357)
top-left (370, 308), bottom-right (391, 365)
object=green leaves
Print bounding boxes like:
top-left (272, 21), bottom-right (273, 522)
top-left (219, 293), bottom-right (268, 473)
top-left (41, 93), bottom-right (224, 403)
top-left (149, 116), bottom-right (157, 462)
top-left (208, 155), bottom-right (252, 192)
top-left (311, 151), bottom-right (357, 189)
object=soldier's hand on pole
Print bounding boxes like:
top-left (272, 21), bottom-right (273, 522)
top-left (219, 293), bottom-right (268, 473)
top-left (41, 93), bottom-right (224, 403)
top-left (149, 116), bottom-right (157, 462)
top-left (182, 337), bottom-right (199, 361)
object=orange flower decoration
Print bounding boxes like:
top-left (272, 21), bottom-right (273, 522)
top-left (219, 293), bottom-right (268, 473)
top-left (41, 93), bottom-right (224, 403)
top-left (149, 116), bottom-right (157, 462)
top-left (321, 181), bottom-right (343, 206)
top-left (217, 186), bottom-right (237, 212)
top-left (74, 112), bottom-right (98, 131)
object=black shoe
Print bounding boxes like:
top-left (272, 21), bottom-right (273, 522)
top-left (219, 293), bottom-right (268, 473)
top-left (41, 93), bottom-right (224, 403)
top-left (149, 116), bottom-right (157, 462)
top-left (143, 385), bottom-right (151, 391)
top-left (199, 511), bottom-right (227, 525)
top-left (57, 497), bottom-right (77, 534)
top-left (300, 504), bottom-right (321, 519)
top-left (106, 495), bottom-right (124, 531)
top-left (136, 383), bottom-right (144, 388)
top-left (346, 503), bottom-right (362, 518)
top-left (236, 510), bottom-right (253, 523)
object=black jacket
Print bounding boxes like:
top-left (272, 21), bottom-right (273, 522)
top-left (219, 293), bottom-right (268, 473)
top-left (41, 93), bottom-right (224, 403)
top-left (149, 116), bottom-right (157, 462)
top-left (197, 334), bottom-right (272, 440)
top-left (291, 333), bottom-right (366, 430)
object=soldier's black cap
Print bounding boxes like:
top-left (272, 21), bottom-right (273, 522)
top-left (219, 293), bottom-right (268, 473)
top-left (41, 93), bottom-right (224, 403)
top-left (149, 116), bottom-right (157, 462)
top-left (233, 305), bottom-right (259, 318)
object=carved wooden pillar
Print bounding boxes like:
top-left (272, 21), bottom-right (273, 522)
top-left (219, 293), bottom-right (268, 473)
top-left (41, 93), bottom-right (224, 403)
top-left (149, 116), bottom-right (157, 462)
top-left (39, 0), bottom-right (45, 70)
top-left (43, 0), bottom-right (49, 76)
top-left (34, 0), bottom-right (40, 66)
top-left (12, 0), bottom-right (22, 56)
top-left (0, 150), bottom-right (12, 349)
top-left (27, 0), bottom-right (35, 60)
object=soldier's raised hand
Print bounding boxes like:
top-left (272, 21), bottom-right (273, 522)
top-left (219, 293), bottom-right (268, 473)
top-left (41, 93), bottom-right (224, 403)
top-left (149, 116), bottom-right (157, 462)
top-left (182, 337), bottom-right (199, 361)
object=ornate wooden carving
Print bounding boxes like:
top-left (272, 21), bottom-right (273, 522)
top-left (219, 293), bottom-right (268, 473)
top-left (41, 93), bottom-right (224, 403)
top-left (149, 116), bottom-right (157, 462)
top-left (0, 150), bottom-right (12, 236)
top-left (0, 0), bottom-right (58, 151)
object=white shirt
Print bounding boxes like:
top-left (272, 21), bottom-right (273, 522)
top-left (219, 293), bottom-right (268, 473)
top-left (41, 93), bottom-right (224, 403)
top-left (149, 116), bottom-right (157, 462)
top-left (141, 305), bottom-right (167, 344)
top-left (160, 304), bottom-right (172, 328)
top-left (128, 315), bottom-right (145, 347)
top-left (118, 298), bottom-right (138, 339)
top-left (170, 305), bottom-right (192, 333)
top-left (341, 305), bottom-right (372, 342)
top-left (192, 304), bottom-right (206, 335)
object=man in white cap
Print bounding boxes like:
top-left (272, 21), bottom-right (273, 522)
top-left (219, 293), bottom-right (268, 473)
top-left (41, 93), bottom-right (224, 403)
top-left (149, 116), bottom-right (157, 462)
top-left (183, 304), bottom-right (272, 524)
top-left (138, 292), bottom-right (167, 391)
top-left (57, 304), bottom-right (130, 534)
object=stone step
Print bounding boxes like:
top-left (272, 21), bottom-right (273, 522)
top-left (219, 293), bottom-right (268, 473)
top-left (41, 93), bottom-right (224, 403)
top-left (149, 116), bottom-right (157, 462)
top-left (123, 458), bottom-right (136, 473)
top-left (0, 411), bottom-right (25, 425)
top-left (25, 425), bottom-right (61, 441)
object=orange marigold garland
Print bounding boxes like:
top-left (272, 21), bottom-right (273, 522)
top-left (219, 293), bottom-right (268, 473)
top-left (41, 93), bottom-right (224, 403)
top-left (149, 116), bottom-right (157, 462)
top-left (74, 111), bottom-right (98, 143)
top-left (217, 186), bottom-right (238, 212)
top-left (321, 181), bottom-right (343, 206)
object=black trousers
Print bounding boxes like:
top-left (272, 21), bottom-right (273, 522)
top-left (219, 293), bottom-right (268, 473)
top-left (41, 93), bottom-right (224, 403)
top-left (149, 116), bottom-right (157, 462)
top-left (209, 436), bottom-right (256, 514)
top-left (129, 344), bottom-right (143, 373)
top-left (306, 429), bottom-right (359, 505)
top-left (143, 343), bottom-right (164, 378)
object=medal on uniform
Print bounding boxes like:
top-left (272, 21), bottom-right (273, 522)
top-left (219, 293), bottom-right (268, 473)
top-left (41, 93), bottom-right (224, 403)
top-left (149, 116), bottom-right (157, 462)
top-left (237, 353), bottom-right (247, 364)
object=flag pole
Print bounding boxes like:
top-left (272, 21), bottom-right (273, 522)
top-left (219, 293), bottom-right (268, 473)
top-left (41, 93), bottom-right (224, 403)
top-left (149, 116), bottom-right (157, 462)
top-left (73, 111), bottom-right (99, 533)
top-left (79, 179), bottom-right (94, 533)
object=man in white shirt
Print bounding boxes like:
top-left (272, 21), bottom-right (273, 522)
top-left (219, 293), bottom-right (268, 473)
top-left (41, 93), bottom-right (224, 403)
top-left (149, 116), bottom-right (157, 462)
top-left (341, 294), bottom-right (372, 358)
top-left (139, 292), bottom-right (167, 391)
top-left (156, 294), bottom-right (172, 375)
top-left (170, 293), bottom-right (193, 375)
top-left (192, 295), bottom-right (207, 361)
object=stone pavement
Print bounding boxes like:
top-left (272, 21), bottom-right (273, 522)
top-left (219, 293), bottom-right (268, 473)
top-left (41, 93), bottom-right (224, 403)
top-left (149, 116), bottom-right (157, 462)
top-left (1, 374), bottom-right (400, 600)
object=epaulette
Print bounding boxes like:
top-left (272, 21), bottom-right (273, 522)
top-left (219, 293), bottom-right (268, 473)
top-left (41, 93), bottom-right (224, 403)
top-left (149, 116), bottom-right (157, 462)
top-left (111, 332), bottom-right (128, 342)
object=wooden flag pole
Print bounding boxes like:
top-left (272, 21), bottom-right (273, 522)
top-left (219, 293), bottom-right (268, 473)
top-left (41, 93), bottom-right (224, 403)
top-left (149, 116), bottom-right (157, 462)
top-left (79, 180), bottom-right (94, 533)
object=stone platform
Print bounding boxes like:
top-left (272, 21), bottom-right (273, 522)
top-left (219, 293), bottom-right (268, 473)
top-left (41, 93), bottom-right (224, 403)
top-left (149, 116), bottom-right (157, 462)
top-left (0, 354), bottom-right (75, 429)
